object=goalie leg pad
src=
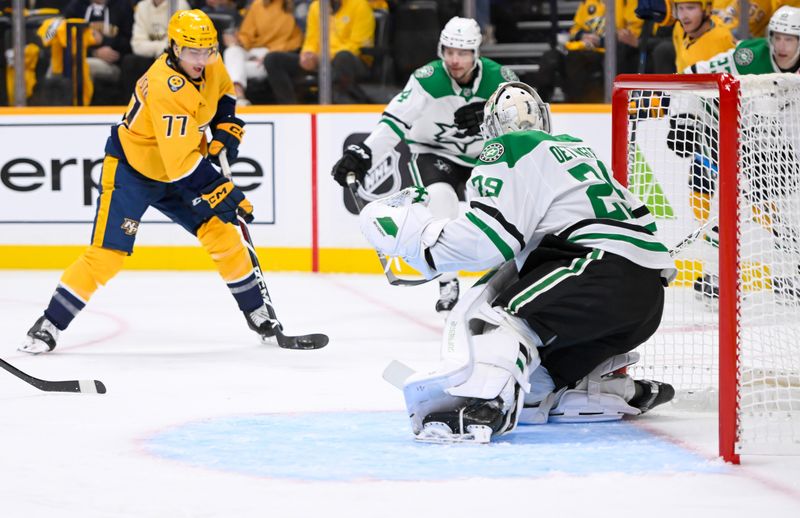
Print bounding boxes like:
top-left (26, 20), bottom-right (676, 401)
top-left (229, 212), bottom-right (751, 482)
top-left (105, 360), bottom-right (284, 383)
top-left (519, 352), bottom-right (642, 424)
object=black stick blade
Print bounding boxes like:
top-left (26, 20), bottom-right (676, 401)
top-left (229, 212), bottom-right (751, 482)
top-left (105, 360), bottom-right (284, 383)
top-left (275, 330), bottom-right (329, 350)
top-left (1, 358), bottom-right (106, 394)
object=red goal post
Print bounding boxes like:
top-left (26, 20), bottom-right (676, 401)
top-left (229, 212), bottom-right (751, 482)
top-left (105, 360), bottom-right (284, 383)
top-left (611, 73), bottom-right (800, 464)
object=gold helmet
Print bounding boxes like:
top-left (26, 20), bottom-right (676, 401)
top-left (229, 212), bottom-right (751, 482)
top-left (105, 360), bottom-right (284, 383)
top-left (167, 9), bottom-right (219, 64)
top-left (673, 0), bottom-right (711, 9)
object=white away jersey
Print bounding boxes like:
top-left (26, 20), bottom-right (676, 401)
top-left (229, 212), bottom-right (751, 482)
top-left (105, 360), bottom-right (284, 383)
top-left (364, 57), bottom-right (518, 167)
top-left (428, 131), bottom-right (677, 279)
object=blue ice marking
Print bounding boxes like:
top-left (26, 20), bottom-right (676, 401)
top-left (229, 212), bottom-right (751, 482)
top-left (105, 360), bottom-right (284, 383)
top-left (144, 411), bottom-right (726, 481)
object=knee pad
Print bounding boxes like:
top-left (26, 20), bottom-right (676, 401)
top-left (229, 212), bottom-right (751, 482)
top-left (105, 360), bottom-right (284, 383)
top-left (60, 245), bottom-right (126, 300)
top-left (197, 218), bottom-right (251, 282)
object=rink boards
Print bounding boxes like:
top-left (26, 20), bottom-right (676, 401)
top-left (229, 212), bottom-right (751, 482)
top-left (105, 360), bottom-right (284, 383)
top-left (0, 105), bottom-right (611, 273)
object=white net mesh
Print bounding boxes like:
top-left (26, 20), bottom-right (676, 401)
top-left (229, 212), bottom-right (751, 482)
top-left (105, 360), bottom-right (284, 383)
top-left (621, 74), bottom-right (800, 455)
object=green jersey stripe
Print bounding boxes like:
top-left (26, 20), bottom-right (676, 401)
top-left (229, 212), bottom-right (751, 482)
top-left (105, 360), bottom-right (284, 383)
top-left (507, 249), bottom-right (603, 313)
top-left (466, 212), bottom-right (515, 260)
top-left (566, 232), bottom-right (669, 252)
top-left (380, 118), bottom-right (405, 139)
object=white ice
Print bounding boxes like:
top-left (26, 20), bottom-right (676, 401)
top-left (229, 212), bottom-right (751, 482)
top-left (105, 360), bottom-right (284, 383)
top-left (1, 271), bottom-right (799, 517)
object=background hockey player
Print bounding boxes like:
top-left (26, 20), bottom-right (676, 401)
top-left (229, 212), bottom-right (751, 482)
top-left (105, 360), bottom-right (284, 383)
top-left (358, 82), bottom-right (677, 443)
top-left (330, 17), bottom-right (518, 313)
top-left (677, 6), bottom-right (800, 301)
top-left (20, 10), bottom-right (277, 354)
top-left (688, 5), bottom-right (800, 73)
top-left (673, 0), bottom-right (736, 72)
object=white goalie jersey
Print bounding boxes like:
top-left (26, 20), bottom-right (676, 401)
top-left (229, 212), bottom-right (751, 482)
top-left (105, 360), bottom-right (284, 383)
top-left (427, 131), bottom-right (677, 279)
top-left (363, 58), bottom-right (518, 167)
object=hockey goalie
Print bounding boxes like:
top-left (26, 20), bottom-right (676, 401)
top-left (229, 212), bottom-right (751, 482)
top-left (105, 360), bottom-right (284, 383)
top-left (359, 82), bottom-right (677, 443)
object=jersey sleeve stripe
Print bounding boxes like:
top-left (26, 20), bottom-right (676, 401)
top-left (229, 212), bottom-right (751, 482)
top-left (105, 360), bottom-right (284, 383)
top-left (470, 201), bottom-right (526, 250)
top-left (465, 212), bottom-right (515, 260)
top-left (382, 111), bottom-right (412, 129)
top-left (379, 118), bottom-right (406, 139)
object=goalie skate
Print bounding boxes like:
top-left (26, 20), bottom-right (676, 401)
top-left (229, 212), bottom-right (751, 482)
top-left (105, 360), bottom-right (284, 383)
top-left (416, 422), bottom-right (493, 444)
top-left (418, 397), bottom-right (506, 444)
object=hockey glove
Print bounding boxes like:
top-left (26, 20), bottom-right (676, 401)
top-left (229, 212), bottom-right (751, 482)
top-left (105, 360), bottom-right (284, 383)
top-left (454, 101), bottom-right (486, 136)
top-left (358, 186), bottom-right (446, 279)
top-left (208, 116), bottom-right (246, 164)
top-left (331, 143), bottom-right (372, 187)
top-left (200, 176), bottom-right (254, 224)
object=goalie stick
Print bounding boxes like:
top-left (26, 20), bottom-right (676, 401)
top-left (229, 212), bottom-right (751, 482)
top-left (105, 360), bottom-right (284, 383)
top-left (670, 217), bottom-right (718, 257)
top-left (1, 358), bottom-right (106, 394)
top-left (345, 173), bottom-right (438, 286)
top-left (219, 151), bottom-right (329, 350)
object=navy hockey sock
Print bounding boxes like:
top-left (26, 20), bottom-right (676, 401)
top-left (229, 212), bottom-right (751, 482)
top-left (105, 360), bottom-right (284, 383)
top-left (43, 284), bottom-right (86, 331)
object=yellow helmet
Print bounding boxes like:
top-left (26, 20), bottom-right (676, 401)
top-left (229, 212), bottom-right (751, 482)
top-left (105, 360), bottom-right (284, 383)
top-left (673, 0), bottom-right (711, 8)
top-left (168, 9), bottom-right (219, 64)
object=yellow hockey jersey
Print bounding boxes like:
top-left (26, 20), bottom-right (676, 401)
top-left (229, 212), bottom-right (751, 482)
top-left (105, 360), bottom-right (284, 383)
top-left (566, 0), bottom-right (606, 51)
top-left (673, 19), bottom-right (736, 71)
top-left (115, 54), bottom-right (235, 183)
top-left (713, 0), bottom-right (772, 37)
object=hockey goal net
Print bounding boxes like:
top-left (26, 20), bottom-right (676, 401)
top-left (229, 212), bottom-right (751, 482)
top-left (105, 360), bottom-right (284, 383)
top-left (612, 74), bottom-right (800, 463)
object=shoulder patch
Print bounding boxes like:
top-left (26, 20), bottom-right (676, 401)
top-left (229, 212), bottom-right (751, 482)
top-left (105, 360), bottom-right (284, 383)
top-left (168, 75), bottom-right (185, 92)
top-left (479, 142), bottom-right (505, 163)
top-left (500, 66), bottom-right (519, 82)
top-left (734, 47), bottom-right (754, 66)
top-left (414, 65), bottom-right (435, 79)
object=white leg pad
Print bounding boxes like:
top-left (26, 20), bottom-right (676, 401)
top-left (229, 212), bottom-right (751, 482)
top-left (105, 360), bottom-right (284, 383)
top-left (519, 352), bottom-right (642, 424)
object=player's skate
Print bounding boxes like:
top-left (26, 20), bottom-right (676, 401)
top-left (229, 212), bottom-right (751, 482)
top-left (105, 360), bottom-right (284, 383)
top-left (19, 315), bottom-right (59, 354)
top-left (419, 396), bottom-right (507, 444)
top-left (435, 278), bottom-right (459, 313)
top-left (244, 304), bottom-right (277, 343)
top-left (693, 273), bottom-right (719, 303)
top-left (628, 379), bottom-right (675, 413)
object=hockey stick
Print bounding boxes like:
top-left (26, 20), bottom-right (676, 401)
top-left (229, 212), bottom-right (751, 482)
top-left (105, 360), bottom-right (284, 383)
top-left (219, 151), bottom-right (328, 350)
top-left (670, 217), bottom-right (718, 257)
top-left (345, 173), bottom-right (438, 286)
top-left (1, 358), bottom-right (106, 394)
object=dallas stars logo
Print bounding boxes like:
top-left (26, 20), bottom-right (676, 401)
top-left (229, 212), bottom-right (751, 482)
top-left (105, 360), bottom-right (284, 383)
top-left (433, 122), bottom-right (482, 153)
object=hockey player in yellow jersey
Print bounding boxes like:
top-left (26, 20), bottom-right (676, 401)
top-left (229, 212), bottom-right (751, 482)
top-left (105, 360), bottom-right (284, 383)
top-left (673, 0), bottom-right (736, 71)
top-left (20, 10), bottom-right (279, 354)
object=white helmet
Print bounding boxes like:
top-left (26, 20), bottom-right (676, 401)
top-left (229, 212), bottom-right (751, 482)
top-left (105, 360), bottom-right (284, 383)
top-left (438, 17), bottom-right (482, 60)
top-left (480, 82), bottom-right (551, 140)
top-left (768, 6), bottom-right (800, 68)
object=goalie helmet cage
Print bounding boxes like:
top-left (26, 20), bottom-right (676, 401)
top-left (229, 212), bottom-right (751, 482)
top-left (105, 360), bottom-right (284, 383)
top-left (612, 73), bottom-right (800, 464)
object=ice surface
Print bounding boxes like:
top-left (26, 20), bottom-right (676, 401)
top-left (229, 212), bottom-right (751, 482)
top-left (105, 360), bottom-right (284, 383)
top-left (1, 271), bottom-right (799, 517)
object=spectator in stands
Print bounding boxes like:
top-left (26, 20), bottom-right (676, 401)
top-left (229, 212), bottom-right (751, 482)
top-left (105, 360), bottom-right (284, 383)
top-left (713, 0), bottom-right (772, 38)
top-left (617, 0), bottom-right (644, 74)
top-left (672, 0), bottom-right (735, 72)
top-left (199, 0), bottom-right (240, 22)
top-left (264, 0), bottom-right (374, 104)
top-left (221, 0), bottom-right (302, 105)
top-left (534, 0), bottom-right (605, 103)
top-left (64, 0), bottom-right (134, 88)
top-left (121, 0), bottom-right (190, 101)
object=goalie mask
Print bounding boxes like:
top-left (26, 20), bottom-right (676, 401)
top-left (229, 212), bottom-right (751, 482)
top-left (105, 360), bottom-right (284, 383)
top-left (768, 6), bottom-right (800, 70)
top-left (480, 82), bottom-right (551, 140)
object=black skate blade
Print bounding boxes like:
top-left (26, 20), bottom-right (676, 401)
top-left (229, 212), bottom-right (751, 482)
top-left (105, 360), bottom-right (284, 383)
top-left (274, 329), bottom-right (329, 350)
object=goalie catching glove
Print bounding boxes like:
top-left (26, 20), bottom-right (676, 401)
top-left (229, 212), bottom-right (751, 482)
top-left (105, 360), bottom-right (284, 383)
top-left (358, 186), bottom-right (448, 278)
top-left (200, 175), bottom-right (254, 224)
top-left (453, 101), bottom-right (486, 136)
top-left (331, 143), bottom-right (372, 187)
top-left (208, 116), bottom-right (245, 165)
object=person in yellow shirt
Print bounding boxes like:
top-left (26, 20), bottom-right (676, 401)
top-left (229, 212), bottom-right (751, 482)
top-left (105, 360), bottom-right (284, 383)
top-left (264, 0), bottom-right (375, 103)
top-left (673, 0), bottom-right (736, 71)
top-left (222, 0), bottom-right (303, 105)
top-left (19, 10), bottom-right (278, 354)
top-left (712, 0), bottom-right (772, 37)
top-left (534, 0), bottom-right (606, 102)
